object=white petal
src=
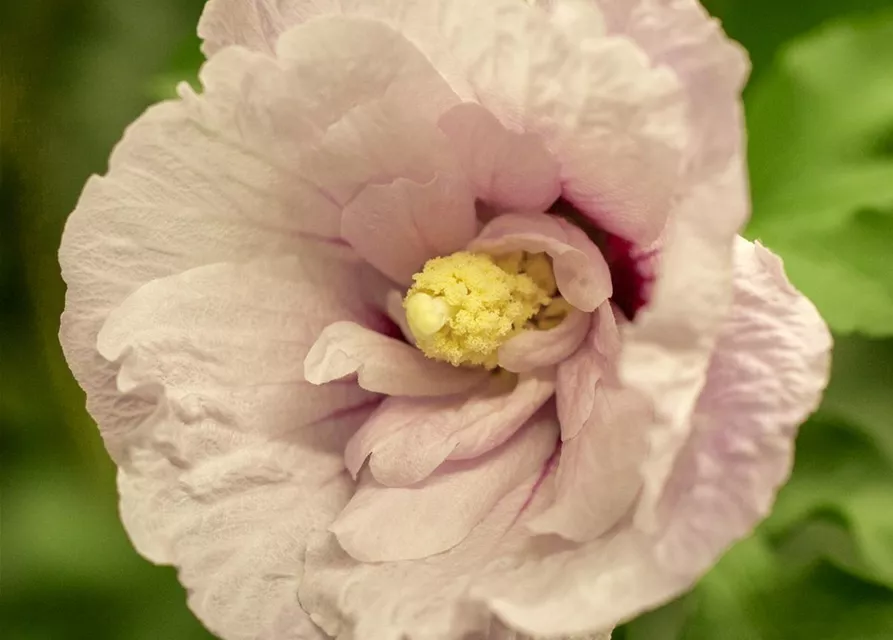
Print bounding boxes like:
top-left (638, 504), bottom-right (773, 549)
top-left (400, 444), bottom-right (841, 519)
top-left (438, 102), bottom-right (561, 212)
top-left (498, 309), bottom-right (591, 373)
top-left (332, 415), bottom-right (557, 562)
top-left (344, 372), bottom-right (555, 486)
top-left (60, 16), bottom-right (456, 462)
top-left (300, 414), bottom-right (567, 640)
top-left (474, 238), bottom-right (831, 637)
top-left (589, 0), bottom-right (750, 178)
top-left (200, 0), bottom-right (689, 244)
top-left (469, 213), bottom-right (612, 313)
top-left (304, 321), bottom-right (488, 397)
top-left (620, 158), bottom-right (750, 531)
top-left (98, 257), bottom-right (384, 640)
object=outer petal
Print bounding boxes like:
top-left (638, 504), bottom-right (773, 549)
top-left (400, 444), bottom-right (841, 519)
top-left (59, 16), bottom-right (458, 462)
top-left (199, 0), bottom-right (326, 56)
top-left (200, 0), bottom-right (689, 244)
top-left (474, 238), bottom-right (831, 636)
top-left (469, 213), bottom-right (612, 312)
top-left (651, 239), bottom-right (832, 573)
top-left (304, 321), bottom-right (488, 397)
top-left (95, 257), bottom-right (383, 640)
top-left (438, 102), bottom-right (561, 212)
top-left (621, 159), bottom-right (749, 531)
top-left (588, 0), bottom-right (750, 177)
top-left (331, 413), bottom-right (558, 562)
top-left (344, 371), bottom-right (555, 486)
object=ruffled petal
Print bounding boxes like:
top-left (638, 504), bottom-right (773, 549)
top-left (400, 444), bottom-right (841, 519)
top-left (531, 303), bottom-right (646, 542)
top-left (201, 0), bottom-right (689, 244)
top-left (474, 238), bottom-right (831, 637)
top-left (588, 0), bottom-right (750, 177)
top-left (118, 413), bottom-right (364, 640)
top-left (304, 321), bottom-right (488, 397)
top-left (452, 0), bottom-right (689, 243)
top-left (200, 0), bottom-right (476, 97)
top-left (199, 0), bottom-right (314, 56)
top-left (438, 102), bottom-right (560, 212)
top-left (620, 160), bottom-right (749, 531)
top-left (342, 173), bottom-right (476, 285)
top-left (344, 371), bottom-right (555, 486)
top-left (97, 256), bottom-right (381, 434)
top-left (59, 16), bottom-right (458, 462)
top-left (650, 239), bottom-right (832, 571)
top-left (331, 412), bottom-right (558, 562)
top-left (529, 387), bottom-right (649, 542)
top-left (498, 308), bottom-right (590, 373)
top-left (94, 257), bottom-right (383, 640)
top-left (555, 344), bottom-right (600, 442)
top-left (301, 414), bottom-right (566, 640)
top-left (555, 305), bottom-right (620, 440)
top-left (469, 213), bottom-right (612, 312)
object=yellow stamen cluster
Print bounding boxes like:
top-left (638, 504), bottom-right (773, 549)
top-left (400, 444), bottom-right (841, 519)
top-left (404, 251), bottom-right (567, 368)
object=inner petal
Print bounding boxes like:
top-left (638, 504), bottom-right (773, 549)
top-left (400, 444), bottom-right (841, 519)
top-left (468, 212), bottom-right (613, 312)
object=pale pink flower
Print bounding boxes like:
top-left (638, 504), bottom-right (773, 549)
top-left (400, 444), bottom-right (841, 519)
top-left (59, 1), bottom-right (832, 639)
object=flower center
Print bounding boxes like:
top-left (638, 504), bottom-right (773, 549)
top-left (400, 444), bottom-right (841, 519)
top-left (404, 251), bottom-right (568, 368)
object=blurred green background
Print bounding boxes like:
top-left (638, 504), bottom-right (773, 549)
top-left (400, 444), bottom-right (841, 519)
top-left (2, 1), bottom-right (892, 639)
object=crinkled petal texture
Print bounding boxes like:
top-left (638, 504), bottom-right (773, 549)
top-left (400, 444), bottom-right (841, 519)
top-left (58, 14), bottom-right (472, 640)
top-left (475, 237), bottom-right (831, 635)
top-left (201, 0), bottom-right (691, 245)
top-left (57, 2), bottom-right (833, 640)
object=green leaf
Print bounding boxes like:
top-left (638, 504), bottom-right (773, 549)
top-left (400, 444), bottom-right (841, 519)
top-left (702, 0), bottom-right (893, 84)
top-left (766, 415), bottom-right (893, 588)
top-left (821, 337), bottom-right (893, 464)
top-left (744, 11), bottom-right (893, 336)
top-left (622, 536), bottom-right (893, 640)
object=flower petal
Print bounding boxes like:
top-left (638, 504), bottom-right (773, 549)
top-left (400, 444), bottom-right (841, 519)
top-left (302, 435), bottom-right (612, 640)
top-left (97, 257), bottom-right (382, 436)
top-left (304, 321), bottom-right (488, 397)
top-left (620, 160), bottom-right (749, 531)
top-left (344, 371), bottom-right (555, 486)
top-left (469, 213), bottom-right (612, 312)
top-left (498, 308), bottom-right (590, 373)
top-left (201, 0), bottom-right (689, 245)
top-left (588, 0), bottom-right (750, 177)
top-left (528, 385), bottom-right (649, 542)
top-left (302, 477), bottom-right (547, 640)
top-left (531, 303), bottom-right (647, 542)
top-left (331, 412), bottom-right (558, 562)
top-left (93, 257), bottom-right (384, 640)
top-left (438, 102), bottom-right (561, 212)
top-left (59, 16), bottom-right (457, 463)
top-left (200, 1), bottom-right (477, 97)
top-left (650, 238), bottom-right (832, 573)
top-left (555, 304), bottom-right (620, 441)
top-left (473, 238), bottom-right (831, 637)
top-left (342, 174), bottom-right (477, 285)
top-left (118, 413), bottom-right (364, 640)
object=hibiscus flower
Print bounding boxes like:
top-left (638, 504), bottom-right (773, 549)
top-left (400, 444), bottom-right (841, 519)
top-left (59, 1), bottom-right (832, 639)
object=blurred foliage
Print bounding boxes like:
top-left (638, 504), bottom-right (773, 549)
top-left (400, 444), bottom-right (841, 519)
top-left (2, 1), bottom-right (892, 639)
top-left (746, 12), bottom-right (893, 336)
